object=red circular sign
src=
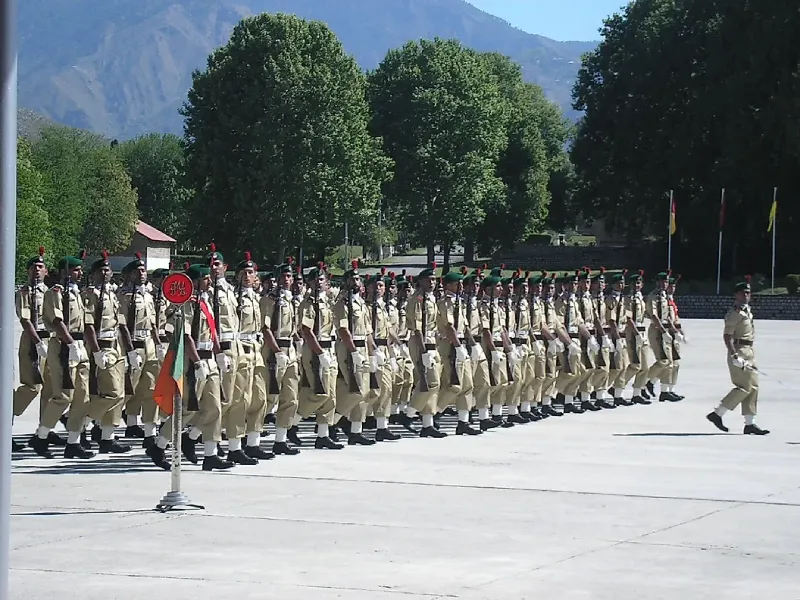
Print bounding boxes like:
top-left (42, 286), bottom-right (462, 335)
top-left (162, 272), bottom-right (193, 305)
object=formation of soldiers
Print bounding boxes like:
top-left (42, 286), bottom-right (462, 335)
top-left (12, 244), bottom-right (703, 471)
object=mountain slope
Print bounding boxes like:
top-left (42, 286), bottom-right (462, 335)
top-left (18, 0), bottom-right (595, 138)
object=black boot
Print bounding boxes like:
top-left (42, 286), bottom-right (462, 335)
top-left (146, 444), bottom-right (170, 470)
top-left (392, 412), bottom-right (418, 433)
top-left (28, 435), bottom-right (53, 458)
top-left (202, 455), bottom-right (235, 471)
top-left (347, 433), bottom-right (376, 446)
top-left (99, 439), bottom-right (132, 454)
top-left (47, 431), bottom-right (66, 446)
top-left (273, 441), bottom-right (301, 455)
top-left (646, 381), bottom-right (655, 397)
top-left (181, 431), bottom-right (198, 464)
top-left (363, 416), bottom-right (378, 430)
top-left (564, 404), bottom-right (585, 414)
top-left (456, 421), bottom-right (482, 436)
top-left (581, 400), bottom-right (602, 411)
top-left (659, 391), bottom-right (680, 403)
top-left (541, 405), bottom-right (563, 417)
top-left (287, 425), bottom-right (303, 446)
top-left (631, 395), bottom-right (651, 405)
top-left (706, 412), bottom-right (729, 433)
top-left (508, 413), bottom-right (529, 424)
top-left (227, 449), bottom-right (259, 465)
top-left (744, 424), bottom-right (770, 435)
top-left (336, 416), bottom-right (352, 436)
top-left (64, 443), bottom-right (94, 459)
top-left (79, 431), bottom-right (93, 450)
top-left (125, 425), bottom-right (145, 438)
top-left (315, 436), bottom-right (345, 450)
top-left (420, 426), bottom-right (447, 438)
top-left (11, 439), bottom-right (25, 453)
top-left (480, 418), bottom-right (500, 431)
top-left (142, 436), bottom-right (156, 450)
top-left (244, 444), bottom-right (275, 460)
top-left (375, 428), bottom-right (401, 442)
top-left (596, 399), bottom-right (616, 409)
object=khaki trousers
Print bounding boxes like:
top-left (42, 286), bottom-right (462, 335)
top-left (299, 346), bottom-right (337, 425)
top-left (647, 326), bottom-right (673, 382)
top-left (125, 347), bottom-right (160, 424)
top-left (472, 349), bottom-right (492, 410)
top-left (391, 344), bottom-right (414, 408)
top-left (162, 358), bottom-right (222, 442)
top-left (609, 341), bottom-right (631, 391)
top-left (88, 343), bottom-right (126, 428)
top-left (409, 337), bottom-right (440, 415)
top-left (14, 334), bottom-right (51, 418)
top-left (225, 342), bottom-right (258, 440)
top-left (540, 347), bottom-right (560, 403)
top-left (720, 347), bottom-right (758, 415)
top-left (335, 342), bottom-right (369, 423)
top-left (437, 343), bottom-right (474, 413)
top-left (265, 345), bottom-right (299, 430)
top-left (41, 339), bottom-right (89, 432)
top-left (556, 344), bottom-right (582, 397)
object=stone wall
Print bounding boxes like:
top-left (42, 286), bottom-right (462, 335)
top-left (675, 295), bottom-right (800, 320)
top-left (491, 245), bottom-right (639, 271)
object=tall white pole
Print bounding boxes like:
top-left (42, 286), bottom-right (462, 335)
top-left (667, 189), bottom-right (673, 269)
top-left (771, 186), bottom-right (777, 291)
top-left (716, 188), bottom-right (725, 295)
top-left (0, 0), bottom-right (16, 597)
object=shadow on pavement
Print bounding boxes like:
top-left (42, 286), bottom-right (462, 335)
top-left (613, 432), bottom-right (729, 437)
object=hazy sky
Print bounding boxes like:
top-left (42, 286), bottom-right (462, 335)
top-left (465, 0), bottom-right (629, 41)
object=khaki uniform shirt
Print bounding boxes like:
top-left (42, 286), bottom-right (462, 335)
top-left (576, 292), bottom-right (595, 333)
top-left (478, 297), bottom-right (503, 341)
top-left (605, 292), bottom-right (629, 332)
top-left (16, 282), bottom-right (48, 330)
top-left (436, 292), bottom-right (466, 338)
top-left (183, 295), bottom-right (215, 347)
top-left (43, 283), bottom-right (85, 335)
top-left (300, 292), bottom-right (334, 341)
top-left (724, 304), bottom-right (754, 343)
top-left (395, 298), bottom-right (410, 341)
top-left (555, 294), bottom-right (582, 335)
top-left (83, 284), bottom-right (121, 340)
top-left (406, 291), bottom-right (437, 344)
top-left (368, 298), bottom-right (390, 341)
top-left (626, 292), bottom-right (647, 330)
top-left (465, 294), bottom-right (480, 344)
top-left (513, 295), bottom-right (530, 341)
top-left (529, 295), bottom-right (544, 336)
top-left (541, 297), bottom-right (559, 334)
top-left (118, 285), bottom-right (157, 360)
top-left (262, 289), bottom-right (297, 341)
top-left (213, 279), bottom-right (239, 342)
top-left (645, 290), bottom-right (670, 326)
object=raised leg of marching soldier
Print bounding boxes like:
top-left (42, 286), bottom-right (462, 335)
top-left (298, 344), bottom-right (344, 449)
top-left (225, 341), bottom-right (259, 464)
top-left (266, 348), bottom-right (301, 455)
top-left (539, 345), bottom-right (561, 416)
top-left (334, 343), bottom-right (371, 444)
top-left (14, 337), bottom-right (55, 449)
top-left (524, 341), bottom-right (546, 420)
top-left (609, 337), bottom-right (632, 406)
top-left (389, 344), bottom-right (416, 432)
top-left (628, 340), bottom-right (653, 404)
top-left (364, 352), bottom-right (400, 442)
top-left (503, 345), bottom-right (528, 424)
top-left (86, 348), bottom-right (129, 454)
top-left (244, 356), bottom-right (274, 458)
top-left (647, 325), bottom-right (674, 402)
top-left (556, 338), bottom-right (584, 414)
top-left (589, 345), bottom-right (614, 409)
top-left (438, 340), bottom-right (479, 435)
top-left (471, 345), bottom-right (499, 430)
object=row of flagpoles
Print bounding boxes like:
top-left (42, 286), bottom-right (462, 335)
top-left (666, 188), bottom-right (779, 293)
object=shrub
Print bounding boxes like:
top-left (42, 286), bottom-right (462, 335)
top-left (786, 274), bottom-right (800, 295)
top-left (525, 234), bottom-right (552, 246)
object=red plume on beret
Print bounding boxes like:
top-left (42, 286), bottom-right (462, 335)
top-left (101, 249), bottom-right (109, 260)
top-left (574, 269), bottom-right (580, 277)
top-left (524, 270), bottom-right (530, 278)
top-left (296, 266), bottom-right (301, 274)
top-left (351, 259), bottom-right (358, 270)
top-left (622, 269), bottom-right (629, 276)
top-left (135, 251), bottom-right (142, 260)
top-left (541, 270), bottom-right (547, 277)
top-left (389, 271), bottom-right (395, 278)
top-left (667, 268), bottom-right (672, 276)
top-left (209, 242), bottom-right (216, 253)
top-left (380, 266), bottom-right (386, 275)
top-left (317, 261), bottom-right (324, 269)
top-left (79, 249), bottom-right (87, 260)
top-left (287, 256), bottom-right (294, 265)
top-left (39, 246), bottom-right (45, 257)
top-left (244, 251), bottom-right (251, 262)
top-left (482, 263), bottom-right (488, 270)
top-left (500, 263), bottom-right (505, 270)
top-left (600, 266), bottom-right (606, 274)
top-left (638, 269), bottom-right (645, 277)
top-left (431, 261), bottom-right (437, 270)
top-left (461, 266), bottom-right (468, 275)
top-left (476, 268), bottom-right (483, 275)
top-left (183, 262), bottom-right (190, 271)
top-left (745, 274), bottom-right (752, 283)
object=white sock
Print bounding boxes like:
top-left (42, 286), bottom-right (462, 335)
top-left (714, 405), bottom-right (729, 416)
top-left (246, 432), bottom-right (260, 447)
top-left (350, 421), bottom-right (363, 434)
top-left (228, 438), bottom-right (241, 452)
top-left (292, 413), bottom-right (302, 427)
top-left (421, 414), bottom-right (434, 428)
top-left (744, 415), bottom-right (755, 426)
top-left (188, 427), bottom-right (202, 441)
top-left (83, 417), bottom-right (92, 430)
top-left (650, 378), bottom-right (659, 386)
top-left (479, 407), bottom-right (490, 420)
top-left (37, 425), bottom-right (49, 440)
top-left (203, 441), bottom-right (217, 456)
top-left (458, 409), bottom-right (469, 423)
top-left (156, 436), bottom-right (169, 449)
top-left (317, 423), bottom-right (329, 438)
top-left (508, 405), bottom-right (518, 416)
top-left (143, 423), bottom-right (156, 437)
top-left (663, 384), bottom-right (673, 393)
top-left (405, 406), bottom-right (417, 418)
top-left (101, 425), bottom-right (115, 441)
top-left (376, 417), bottom-right (387, 430)
top-left (391, 404), bottom-right (399, 415)
top-left (521, 401), bottom-right (531, 412)
top-left (66, 432), bottom-right (80, 444)
top-left (565, 395), bottom-right (574, 405)
top-left (275, 427), bottom-right (287, 443)
top-left (126, 415), bottom-right (138, 427)
top-left (491, 404), bottom-right (503, 416)
top-left (633, 387), bottom-right (641, 396)
top-left (399, 402), bottom-right (408, 412)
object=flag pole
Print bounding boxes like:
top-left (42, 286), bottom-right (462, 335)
top-left (716, 188), bottom-right (725, 295)
top-left (667, 189), bottom-right (673, 269)
top-left (771, 186), bottom-right (777, 291)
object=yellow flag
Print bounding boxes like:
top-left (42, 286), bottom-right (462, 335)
top-left (669, 200), bottom-right (676, 235)
top-left (767, 200), bottom-right (777, 232)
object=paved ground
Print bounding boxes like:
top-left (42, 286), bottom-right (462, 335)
top-left (8, 319), bottom-right (800, 599)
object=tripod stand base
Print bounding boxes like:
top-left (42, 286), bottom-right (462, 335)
top-left (155, 491), bottom-right (205, 513)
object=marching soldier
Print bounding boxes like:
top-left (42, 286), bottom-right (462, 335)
top-left (522, 272), bottom-right (546, 420)
top-left (606, 271), bottom-right (633, 406)
top-left (622, 270), bottom-right (652, 405)
top-left (555, 271), bottom-right (587, 414)
top-left (574, 269), bottom-right (601, 411)
top-left (13, 247), bottom-right (54, 452)
top-left (83, 251), bottom-right (132, 454)
top-left (436, 269), bottom-right (480, 435)
top-left (227, 252), bottom-right (273, 464)
top-left (31, 253), bottom-right (92, 459)
top-left (474, 270), bottom-right (508, 430)
top-left (538, 272), bottom-right (563, 417)
top-left (404, 262), bottom-right (445, 437)
top-left (706, 277), bottom-right (769, 435)
top-left (505, 272), bottom-right (532, 424)
top-left (665, 275), bottom-right (685, 400)
top-left (497, 274), bottom-right (521, 426)
top-left (296, 264), bottom-right (344, 449)
top-left (645, 271), bottom-right (678, 402)
top-left (589, 269), bottom-right (615, 409)
top-left (118, 253), bottom-right (162, 449)
top-left (148, 263), bottom-right (234, 471)
top-left (388, 272), bottom-right (415, 431)
top-left (332, 261), bottom-right (375, 445)
top-left (262, 261), bottom-right (303, 454)
top-left (207, 244), bottom-right (238, 443)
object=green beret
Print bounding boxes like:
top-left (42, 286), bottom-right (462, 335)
top-left (629, 270), bottom-right (643, 282)
top-left (591, 269), bottom-right (607, 283)
top-left (490, 266), bottom-right (503, 277)
top-left (186, 263), bottom-right (210, 280)
top-left (462, 275), bottom-right (474, 285)
top-left (151, 268), bottom-right (170, 279)
top-left (90, 251), bottom-right (111, 273)
top-left (305, 265), bottom-right (327, 281)
top-left (578, 268), bottom-right (591, 281)
top-left (735, 280), bottom-right (751, 292)
top-left (275, 261), bottom-right (295, 275)
top-left (384, 275), bottom-right (396, 286)
top-left (513, 272), bottom-right (529, 287)
top-left (206, 244), bottom-right (224, 264)
top-left (442, 271), bottom-right (463, 284)
top-left (342, 259), bottom-right (360, 279)
top-left (27, 246), bottom-right (46, 269)
top-left (668, 275), bottom-right (680, 285)
top-left (564, 271), bottom-right (580, 283)
top-left (611, 273), bottom-right (625, 283)
top-left (481, 275), bottom-right (501, 288)
top-left (656, 271), bottom-right (670, 281)
top-left (235, 252), bottom-right (257, 273)
top-left (500, 277), bottom-right (513, 286)
top-left (57, 255), bottom-right (84, 270)
top-left (417, 262), bottom-right (437, 279)
top-left (541, 276), bottom-right (553, 286)
top-left (123, 252), bottom-right (146, 275)
top-left (528, 272), bottom-right (544, 285)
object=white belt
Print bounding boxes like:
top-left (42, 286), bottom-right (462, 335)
top-left (351, 335), bottom-right (366, 341)
top-left (196, 341), bottom-right (213, 351)
top-left (133, 329), bottom-right (151, 340)
top-left (276, 336), bottom-right (293, 341)
top-left (97, 330), bottom-right (117, 340)
top-left (492, 334), bottom-right (502, 342)
top-left (515, 331), bottom-right (529, 339)
top-left (568, 326), bottom-right (578, 334)
top-left (219, 332), bottom-right (237, 342)
top-left (239, 332), bottom-right (259, 342)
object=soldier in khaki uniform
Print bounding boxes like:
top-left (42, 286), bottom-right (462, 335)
top-left (404, 263), bottom-right (445, 437)
top-left (462, 270), bottom-right (485, 421)
top-left (619, 270), bottom-right (649, 404)
top-left (389, 272), bottom-right (416, 432)
top-left (645, 271), bottom-right (679, 402)
top-left (588, 270), bottom-right (615, 409)
top-left (13, 248), bottom-right (53, 452)
top-left (707, 277), bottom-right (769, 435)
top-left (574, 270), bottom-right (601, 411)
top-left (505, 272), bottom-right (534, 424)
top-left (495, 275), bottom-right (521, 426)
top-left (538, 273), bottom-right (564, 417)
top-left (227, 252), bottom-right (273, 464)
top-left (555, 271), bottom-right (587, 414)
top-left (332, 261), bottom-right (375, 445)
top-left (297, 264), bottom-right (344, 449)
top-left (31, 254), bottom-right (93, 459)
top-left (118, 254), bottom-right (163, 448)
top-left (149, 263), bottom-right (234, 471)
top-left (262, 262), bottom-right (303, 454)
top-left (522, 272), bottom-right (546, 420)
top-left (474, 272), bottom-right (508, 430)
top-left (437, 270), bottom-right (480, 435)
top-left (605, 271), bottom-right (633, 406)
top-left (664, 275), bottom-right (685, 400)
top-left (83, 252), bottom-right (133, 454)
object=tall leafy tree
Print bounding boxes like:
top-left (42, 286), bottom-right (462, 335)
top-left (181, 13), bottom-right (390, 263)
top-left (368, 39), bottom-right (508, 266)
top-left (16, 138), bottom-right (53, 281)
top-left (117, 133), bottom-right (191, 243)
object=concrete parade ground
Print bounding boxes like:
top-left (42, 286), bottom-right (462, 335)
top-left (8, 319), bottom-right (800, 600)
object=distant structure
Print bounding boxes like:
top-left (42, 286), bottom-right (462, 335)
top-left (108, 220), bottom-right (176, 272)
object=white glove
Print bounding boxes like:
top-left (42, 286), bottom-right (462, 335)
top-left (127, 350), bottom-right (143, 371)
top-left (455, 345), bottom-right (469, 363)
top-left (470, 344), bottom-right (485, 362)
top-left (421, 351), bottom-right (434, 369)
top-left (157, 344), bottom-right (168, 362)
top-left (68, 342), bottom-right (82, 363)
top-left (295, 338), bottom-right (305, 352)
top-left (318, 351), bottom-right (334, 371)
top-left (615, 338), bottom-right (626, 353)
top-left (401, 344), bottom-right (411, 359)
top-left (731, 354), bottom-right (746, 369)
top-left (350, 351), bottom-right (365, 368)
top-left (588, 337), bottom-right (600, 353)
top-left (93, 350), bottom-right (109, 369)
top-left (390, 357), bottom-right (399, 372)
top-left (275, 351), bottom-right (289, 369)
top-left (547, 340), bottom-right (559, 356)
top-left (374, 348), bottom-right (386, 366)
top-left (491, 350), bottom-right (503, 364)
top-left (532, 340), bottom-right (544, 354)
top-left (215, 352), bottom-right (232, 373)
top-left (568, 342), bottom-right (581, 358)
top-left (635, 334), bottom-right (645, 348)
top-left (555, 339), bottom-right (565, 352)
top-left (370, 354), bottom-right (379, 372)
top-left (602, 336), bottom-right (613, 350)
top-left (36, 342), bottom-right (48, 360)
top-left (194, 360), bottom-right (210, 383)
top-left (676, 332), bottom-right (687, 343)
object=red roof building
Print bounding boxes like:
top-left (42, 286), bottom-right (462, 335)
top-left (107, 220), bottom-right (176, 272)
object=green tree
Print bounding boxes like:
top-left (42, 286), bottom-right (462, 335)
top-left (117, 133), bottom-right (191, 242)
top-left (368, 38), bottom-right (508, 266)
top-left (16, 138), bottom-right (53, 282)
top-left (181, 13), bottom-right (390, 263)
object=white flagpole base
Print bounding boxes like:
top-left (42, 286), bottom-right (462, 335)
top-left (156, 491), bottom-right (204, 513)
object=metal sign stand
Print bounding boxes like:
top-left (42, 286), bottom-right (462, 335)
top-left (154, 308), bottom-right (204, 512)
